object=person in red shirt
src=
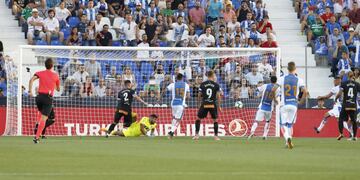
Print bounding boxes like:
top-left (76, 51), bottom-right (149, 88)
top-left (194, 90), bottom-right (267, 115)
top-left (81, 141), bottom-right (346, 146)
top-left (257, 15), bottom-right (273, 34)
top-left (260, 36), bottom-right (278, 48)
top-left (29, 58), bottom-right (60, 143)
top-left (320, 6), bottom-right (334, 24)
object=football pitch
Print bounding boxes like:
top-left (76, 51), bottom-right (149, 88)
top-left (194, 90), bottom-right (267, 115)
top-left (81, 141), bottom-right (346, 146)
top-left (0, 137), bottom-right (359, 180)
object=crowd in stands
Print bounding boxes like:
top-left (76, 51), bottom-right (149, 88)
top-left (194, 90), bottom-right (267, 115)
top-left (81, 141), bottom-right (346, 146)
top-left (295, 0), bottom-right (360, 78)
top-left (4, 0), bottom-right (279, 100)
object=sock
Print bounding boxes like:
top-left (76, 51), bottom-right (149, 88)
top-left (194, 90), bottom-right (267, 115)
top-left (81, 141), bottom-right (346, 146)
top-left (42, 119), bottom-right (55, 135)
top-left (108, 123), bottom-right (117, 133)
top-left (250, 122), bottom-right (258, 135)
top-left (108, 112), bottom-right (121, 133)
top-left (343, 121), bottom-right (353, 136)
top-left (317, 117), bottom-right (328, 131)
top-left (282, 124), bottom-right (289, 140)
top-left (34, 123), bottom-right (39, 135)
top-left (338, 119), bottom-right (344, 135)
top-left (33, 113), bottom-right (42, 135)
top-left (352, 121), bottom-right (358, 137)
top-left (171, 119), bottom-right (178, 133)
top-left (195, 120), bottom-right (201, 135)
top-left (35, 120), bottom-right (46, 139)
top-left (287, 124), bottom-right (293, 139)
top-left (263, 122), bottom-right (270, 137)
top-left (214, 122), bottom-right (218, 136)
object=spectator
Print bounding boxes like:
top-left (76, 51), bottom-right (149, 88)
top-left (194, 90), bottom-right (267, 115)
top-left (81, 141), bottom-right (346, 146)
top-left (96, 0), bottom-right (109, 17)
top-left (0, 40), bottom-right (3, 52)
top-left (354, 68), bottom-right (360, 83)
top-left (330, 39), bottom-right (349, 77)
top-left (55, 1), bottom-right (71, 29)
top-left (132, 2), bottom-right (145, 24)
top-left (306, 16), bottom-right (324, 43)
top-left (190, 75), bottom-right (203, 97)
top-left (146, 1), bottom-right (159, 21)
top-left (94, 14), bottom-right (104, 32)
top-left (105, 86), bottom-right (113, 97)
top-left (253, 0), bottom-right (267, 22)
top-left (245, 67), bottom-right (263, 87)
top-left (27, 8), bottom-right (45, 45)
top-left (161, 1), bottom-right (174, 18)
top-left (328, 27), bottom-right (345, 49)
top-left (44, 9), bottom-right (64, 44)
top-left (224, 58), bottom-right (238, 77)
top-left (227, 15), bottom-right (240, 34)
top-left (223, 4), bottom-right (236, 23)
top-left (120, 14), bottom-right (138, 46)
top-left (212, 15), bottom-right (227, 34)
top-left (66, 27), bottom-right (82, 46)
top-left (122, 66), bottom-right (137, 89)
top-left (345, 27), bottom-right (359, 53)
top-left (337, 51), bottom-right (352, 77)
top-left (229, 64), bottom-right (243, 83)
top-left (84, 58), bottom-right (101, 81)
top-left (108, 0), bottom-right (124, 17)
top-left (240, 12), bottom-right (254, 32)
top-left (257, 58), bottom-right (273, 82)
top-left (300, 7), bottom-right (316, 34)
top-left (83, 0), bottom-right (97, 22)
top-left (236, 1), bottom-right (252, 23)
top-left (105, 66), bottom-right (117, 82)
top-left (339, 10), bottom-right (350, 31)
top-left (260, 36), bottom-right (278, 48)
top-left (137, 34), bottom-right (150, 59)
top-left (84, 20), bottom-right (97, 46)
top-left (325, 16), bottom-right (341, 35)
top-left (232, 34), bottom-right (242, 47)
top-left (320, 6), bottom-right (334, 24)
top-left (333, 0), bottom-right (344, 18)
top-left (257, 15), bottom-right (273, 34)
top-left (63, 0), bottom-right (76, 16)
top-left (230, 24), bottom-right (246, 44)
top-left (187, 25), bottom-right (199, 47)
top-left (160, 75), bottom-right (172, 94)
top-left (111, 74), bottom-right (123, 95)
top-left (312, 99), bottom-right (326, 109)
top-left (77, 14), bottom-right (88, 43)
top-left (207, 0), bottom-right (223, 23)
top-left (197, 26), bottom-right (215, 47)
top-left (238, 78), bottom-right (252, 99)
top-left (348, 2), bottom-right (360, 24)
top-left (20, 1), bottom-right (35, 37)
top-left (141, 76), bottom-right (161, 100)
top-left (73, 65), bottom-right (90, 83)
top-left (196, 59), bottom-right (211, 79)
top-left (145, 17), bottom-right (157, 43)
top-left (153, 63), bottom-right (166, 84)
top-left (246, 23), bottom-right (262, 45)
top-left (189, 1), bottom-right (206, 30)
top-left (174, 3), bottom-right (188, 23)
top-left (96, 24), bottom-right (113, 46)
top-left (94, 78), bottom-right (106, 97)
top-left (80, 76), bottom-right (95, 97)
top-left (63, 76), bottom-right (81, 97)
top-left (170, 16), bottom-right (188, 47)
top-left (61, 56), bottom-right (83, 78)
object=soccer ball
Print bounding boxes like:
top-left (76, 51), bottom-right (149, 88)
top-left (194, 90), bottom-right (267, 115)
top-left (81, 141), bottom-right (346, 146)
top-left (234, 101), bottom-right (244, 108)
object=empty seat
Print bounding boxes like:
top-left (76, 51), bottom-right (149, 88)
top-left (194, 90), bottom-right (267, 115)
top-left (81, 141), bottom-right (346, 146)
top-left (68, 17), bottom-right (80, 28)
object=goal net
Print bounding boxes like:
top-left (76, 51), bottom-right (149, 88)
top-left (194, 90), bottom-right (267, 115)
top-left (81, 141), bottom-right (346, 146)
top-left (6, 46), bottom-right (281, 137)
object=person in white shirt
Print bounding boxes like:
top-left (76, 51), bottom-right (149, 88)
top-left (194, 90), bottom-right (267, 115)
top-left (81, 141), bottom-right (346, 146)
top-left (95, 14), bottom-right (104, 33)
top-left (257, 58), bottom-right (273, 82)
top-left (44, 9), bottom-right (64, 44)
top-left (27, 8), bottom-right (46, 45)
top-left (170, 16), bottom-right (188, 47)
top-left (120, 14), bottom-right (139, 46)
top-left (94, 78), bottom-right (107, 97)
top-left (227, 16), bottom-right (240, 34)
top-left (84, 58), bottom-right (102, 81)
top-left (55, 1), bottom-right (71, 28)
top-left (73, 65), bottom-right (90, 83)
top-left (137, 34), bottom-right (150, 59)
top-left (197, 26), bottom-right (215, 47)
top-left (333, 0), bottom-right (344, 17)
top-left (245, 67), bottom-right (264, 86)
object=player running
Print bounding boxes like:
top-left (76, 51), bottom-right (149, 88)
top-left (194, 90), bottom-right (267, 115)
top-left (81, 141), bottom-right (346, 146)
top-left (193, 70), bottom-right (222, 141)
top-left (166, 73), bottom-right (190, 139)
top-left (105, 80), bottom-right (148, 137)
top-left (314, 76), bottom-right (353, 137)
top-left (335, 71), bottom-right (360, 141)
top-left (100, 113), bottom-right (158, 137)
top-left (278, 62), bottom-right (307, 149)
top-left (248, 76), bottom-right (279, 140)
top-left (28, 58), bottom-right (60, 144)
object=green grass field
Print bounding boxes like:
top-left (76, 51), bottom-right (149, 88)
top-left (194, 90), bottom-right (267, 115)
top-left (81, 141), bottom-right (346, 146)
top-left (0, 137), bottom-right (359, 180)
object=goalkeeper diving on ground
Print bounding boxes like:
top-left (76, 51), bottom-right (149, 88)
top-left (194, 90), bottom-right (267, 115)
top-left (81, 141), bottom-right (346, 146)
top-left (99, 113), bottom-right (158, 137)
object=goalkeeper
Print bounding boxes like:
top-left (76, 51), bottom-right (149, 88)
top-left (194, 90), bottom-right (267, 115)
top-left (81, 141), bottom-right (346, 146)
top-left (100, 113), bottom-right (158, 137)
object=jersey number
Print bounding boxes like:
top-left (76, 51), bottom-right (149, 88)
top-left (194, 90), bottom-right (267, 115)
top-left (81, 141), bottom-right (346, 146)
top-left (123, 93), bottom-right (129, 101)
top-left (206, 89), bottom-right (212, 99)
top-left (176, 88), bottom-right (185, 97)
top-left (285, 85), bottom-right (297, 97)
top-left (348, 88), bottom-right (354, 98)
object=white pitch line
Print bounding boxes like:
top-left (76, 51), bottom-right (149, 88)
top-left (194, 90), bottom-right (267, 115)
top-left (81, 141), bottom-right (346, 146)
top-left (0, 171), bottom-right (346, 176)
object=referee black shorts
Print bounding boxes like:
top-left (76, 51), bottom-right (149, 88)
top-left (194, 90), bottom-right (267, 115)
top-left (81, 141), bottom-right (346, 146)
top-left (36, 93), bottom-right (53, 117)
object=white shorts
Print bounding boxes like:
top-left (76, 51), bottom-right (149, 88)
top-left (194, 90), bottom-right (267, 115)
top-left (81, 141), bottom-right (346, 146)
top-left (328, 104), bottom-right (341, 118)
top-left (172, 105), bottom-right (184, 120)
top-left (280, 105), bottom-right (297, 125)
top-left (255, 109), bottom-right (272, 122)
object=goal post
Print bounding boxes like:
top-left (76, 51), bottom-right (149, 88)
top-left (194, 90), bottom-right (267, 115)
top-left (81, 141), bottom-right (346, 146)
top-left (6, 45), bottom-right (281, 137)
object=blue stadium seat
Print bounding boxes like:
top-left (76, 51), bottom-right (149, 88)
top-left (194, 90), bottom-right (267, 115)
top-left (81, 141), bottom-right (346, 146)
top-left (140, 62), bottom-right (154, 76)
top-left (68, 17), bottom-right (80, 28)
top-left (123, 61), bottom-right (138, 72)
top-left (36, 40), bottom-right (47, 45)
top-left (61, 28), bottom-right (71, 40)
top-left (51, 40), bottom-right (62, 46)
top-left (112, 41), bottom-right (121, 46)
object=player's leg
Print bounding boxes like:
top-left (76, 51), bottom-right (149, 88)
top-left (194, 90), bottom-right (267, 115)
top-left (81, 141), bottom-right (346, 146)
top-left (262, 112), bottom-right (272, 139)
top-left (193, 106), bottom-right (206, 140)
top-left (348, 111), bottom-right (358, 140)
top-left (107, 110), bottom-right (124, 135)
top-left (210, 107), bottom-right (220, 140)
top-left (337, 109), bottom-right (347, 140)
top-left (41, 109), bottom-right (56, 138)
top-left (33, 95), bottom-right (52, 143)
top-left (343, 120), bottom-right (354, 138)
top-left (249, 110), bottom-right (264, 139)
top-left (169, 105), bottom-right (184, 138)
top-left (111, 129), bottom-right (125, 137)
top-left (282, 105), bottom-right (297, 149)
top-left (122, 111), bottom-right (133, 128)
top-left (315, 111), bottom-right (332, 133)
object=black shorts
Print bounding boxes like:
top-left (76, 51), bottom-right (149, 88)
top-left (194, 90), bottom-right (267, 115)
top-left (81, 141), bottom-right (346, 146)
top-left (197, 104), bottom-right (218, 119)
top-left (116, 108), bottom-right (132, 127)
top-left (339, 108), bottom-right (357, 123)
top-left (35, 94), bottom-right (53, 116)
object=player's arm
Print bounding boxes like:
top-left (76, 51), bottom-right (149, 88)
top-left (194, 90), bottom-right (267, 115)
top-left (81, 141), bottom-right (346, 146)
top-left (298, 86), bottom-right (308, 105)
top-left (335, 88), bottom-right (343, 103)
top-left (28, 75), bottom-right (39, 97)
top-left (317, 91), bottom-right (333, 100)
top-left (140, 123), bottom-right (148, 136)
top-left (134, 94), bottom-right (148, 106)
top-left (217, 90), bottom-right (222, 111)
top-left (55, 75), bottom-right (60, 92)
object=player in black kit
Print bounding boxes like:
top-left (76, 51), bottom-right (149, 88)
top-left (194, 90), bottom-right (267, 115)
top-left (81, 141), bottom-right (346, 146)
top-left (105, 80), bottom-right (148, 136)
top-left (193, 70), bottom-right (222, 141)
top-left (335, 71), bottom-right (360, 141)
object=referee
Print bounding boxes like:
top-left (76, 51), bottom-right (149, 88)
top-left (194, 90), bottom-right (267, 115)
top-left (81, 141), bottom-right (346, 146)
top-left (29, 58), bottom-right (60, 143)
top-left (335, 71), bottom-right (360, 141)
